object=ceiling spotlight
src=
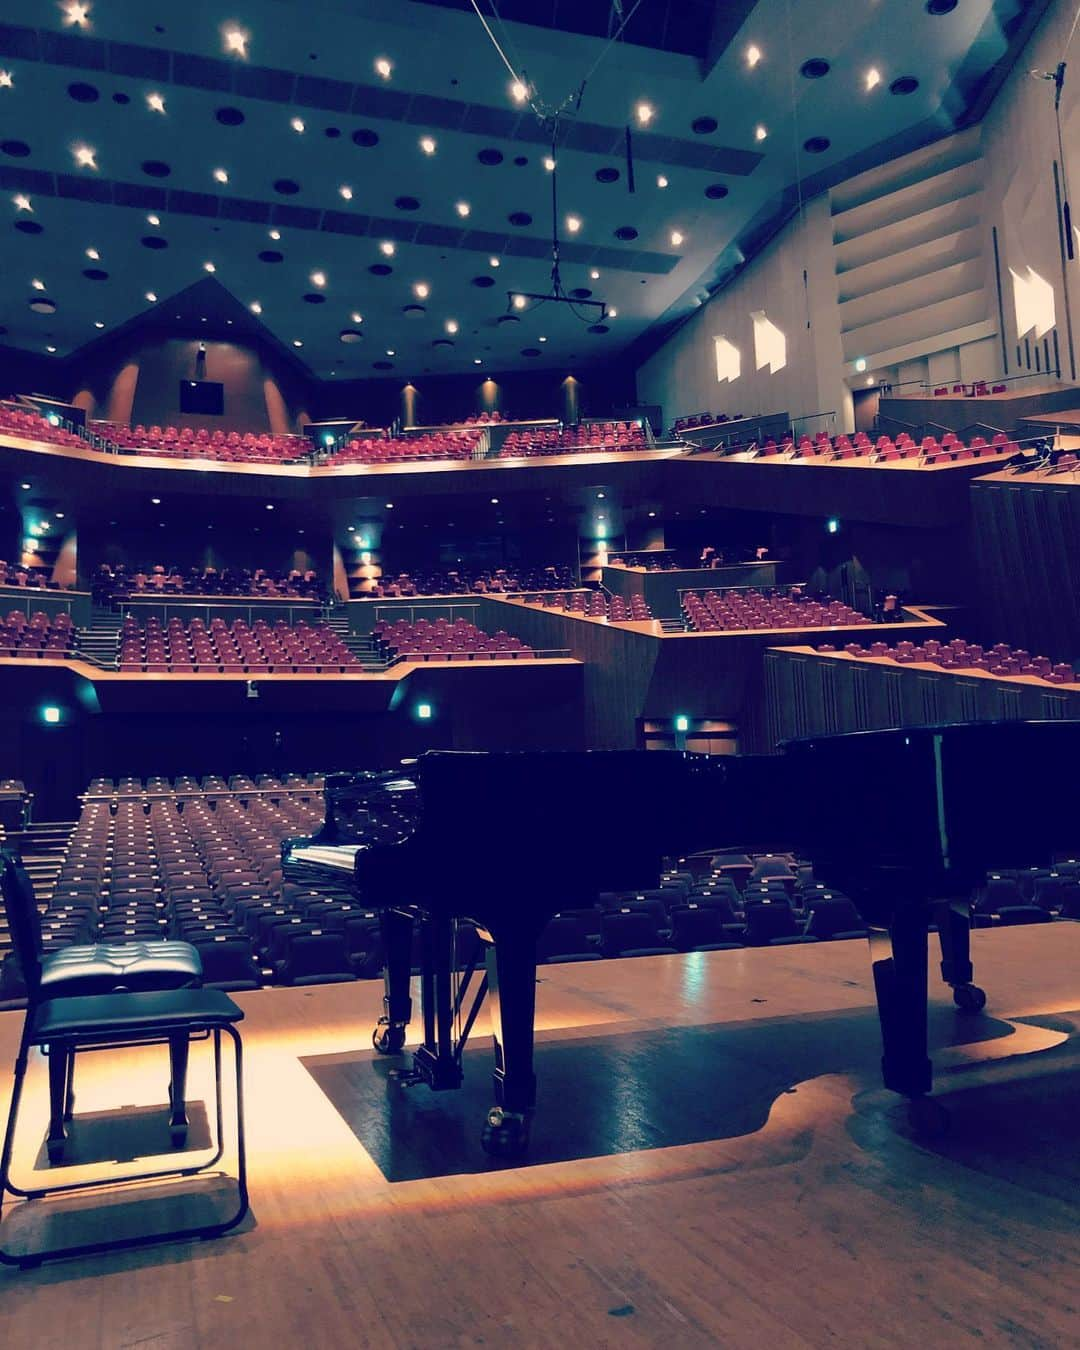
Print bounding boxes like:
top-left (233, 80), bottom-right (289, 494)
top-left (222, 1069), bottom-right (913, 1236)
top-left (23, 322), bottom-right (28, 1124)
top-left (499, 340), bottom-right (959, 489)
top-left (250, 300), bottom-right (262, 314)
top-left (339, 185), bottom-right (353, 200)
top-left (445, 319), bottom-right (459, 334)
top-left (755, 125), bottom-right (767, 141)
top-left (380, 240), bottom-right (396, 257)
top-left (597, 492), bottom-right (605, 499)
top-left (222, 25), bottom-right (249, 57)
top-left (590, 269), bottom-right (600, 280)
top-left (310, 270), bottom-right (327, 288)
top-left (375, 57), bottom-right (392, 80)
top-left (543, 156), bottom-right (556, 172)
top-left (147, 214), bottom-right (160, 226)
top-left (866, 375), bottom-right (876, 386)
top-left (145, 291), bottom-right (157, 302)
top-left (657, 175), bottom-right (669, 189)
top-left (473, 357), bottom-right (482, 365)
top-left (146, 91), bottom-right (166, 114)
top-left (512, 294), bottom-right (527, 310)
top-left (94, 320), bottom-right (104, 328)
top-left (490, 497), bottom-right (499, 505)
top-left (19, 483), bottom-right (30, 490)
top-left (414, 281), bottom-right (430, 299)
top-left (854, 357), bottom-right (867, 372)
top-left (350, 312), bottom-right (363, 323)
top-left (455, 200), bottom-right (471, 218)
top-left (213, 167), bottom-right (229, 184)
top-left (46, 345), bottom-right (57, 354)
top-left (72, 144), bottom-right (97, 169)
top-left (419, 135), bottom-right (436, 155)
top-left (269, 229), bottom-right (281, 241)
top-left (489, 256), bottom-right (500, 268)
top-left (265, 504), bottom-right (274, 510)
top-left (509, 79), bottom-right (528, 105)
top-left (0, 71), bottom-right (13, 89)
top-left (538, 335), bottom-right (547, 342)
top-left (203, 261), bottom-right (216, 273)
top-left (85, 247), bottom-right (100, 260)
top-left (746, 44), bottom-right (762, 68)
top-left (385, 502), bottom-right (394, 509)
top-left (61, 2), bottom-right (91, 27)
top-left (670, 229), bottom-right (684, 247)
top-left (608, 307), bottom-right (618, 318)
top-left (151, 497), bottom-right (161, 505)
top-left (13, 194), bottom-right (32, 212)
top-left (31, 278), bottom-right (45, 291)
top-left (635, 101), bottom-right (655, 126)
top-left (566, 215), bottom-right (582, 234)
top-left (290, 117), bottom-right (305, 134)
top-left (865, 67), bottom-right (882, 91)
top-left (386, 349), bottom-right (395, 356)
top-left (293, 339), bottom-right (303, 348)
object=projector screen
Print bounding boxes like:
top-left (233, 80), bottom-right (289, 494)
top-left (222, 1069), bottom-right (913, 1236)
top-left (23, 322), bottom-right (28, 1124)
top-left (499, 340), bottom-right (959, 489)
top-left (179, 380), bottom-right (224, 415)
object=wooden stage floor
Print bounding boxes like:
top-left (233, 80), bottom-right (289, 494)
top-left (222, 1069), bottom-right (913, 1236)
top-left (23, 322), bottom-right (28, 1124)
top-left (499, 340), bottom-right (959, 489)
top-left (1, 925), bottom-right (1079, 1349)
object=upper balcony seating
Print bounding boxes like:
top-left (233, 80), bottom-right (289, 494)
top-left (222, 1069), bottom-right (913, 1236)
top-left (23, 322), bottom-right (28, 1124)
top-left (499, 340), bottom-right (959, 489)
top-left (0, 561), bottom-right (52, 589)
top-left (522, 591), bottom-right (653, 623)
top-left (92, 424), bottom-right (312, 463)
top-left (671, 412), bottom-right (742, 434)
top-left (0, 611), bottom-right (77, 658)
top-left (498, 421), bottom-right (647, 457)
top-left (753, 429), bottom-right (1015, 464)
top-left (372, 616), bottom-right (533, 660)
top-left (368, 563), bottom-right (576, 597)
top-left (332, 430), bottom-right (481, 464)
top-left (820, 636), bottom-right (1076, 685)
top-left (0, 404), bottom-right (88, 449)
top-left (99, 564), bottom-right (323, 601)
top-left (683, 588), bottom-right (868, 633)
top-left (117, 617), bottom-right (359, 673)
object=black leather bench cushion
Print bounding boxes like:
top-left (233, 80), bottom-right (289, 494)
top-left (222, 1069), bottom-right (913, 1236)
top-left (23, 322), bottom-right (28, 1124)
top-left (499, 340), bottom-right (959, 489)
top-left (40, 941), bottom-right (201, 995)
top-left (32, 988), bottom-right (244, 1040)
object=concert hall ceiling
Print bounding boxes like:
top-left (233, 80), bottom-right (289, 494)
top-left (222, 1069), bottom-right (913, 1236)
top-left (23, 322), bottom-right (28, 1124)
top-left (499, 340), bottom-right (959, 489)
top-left (0, 0), bottom-right (1047, 379)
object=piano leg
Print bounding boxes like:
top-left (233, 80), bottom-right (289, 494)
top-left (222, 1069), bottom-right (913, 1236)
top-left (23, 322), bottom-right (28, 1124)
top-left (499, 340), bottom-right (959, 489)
top-left (373, 908), bottom-right (413, 1054)
top-left (410, 913), bottom-right (464, 1091)
top-left (870, 907), bottom-right (947, 1132)
top-left (934, 898), bottom-right (987, 1012)
top-left (481, 929), bottom-right (537, 1158)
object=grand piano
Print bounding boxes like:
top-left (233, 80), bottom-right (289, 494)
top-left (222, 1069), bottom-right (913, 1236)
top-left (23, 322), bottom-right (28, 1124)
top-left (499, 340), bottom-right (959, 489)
top-left (284, 721), bottom-right (1079, 1154)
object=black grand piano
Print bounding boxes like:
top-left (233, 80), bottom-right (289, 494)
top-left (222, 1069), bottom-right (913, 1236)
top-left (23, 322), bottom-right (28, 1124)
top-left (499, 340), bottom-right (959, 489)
top-left (284, 721), bottom-right (1079, 1154)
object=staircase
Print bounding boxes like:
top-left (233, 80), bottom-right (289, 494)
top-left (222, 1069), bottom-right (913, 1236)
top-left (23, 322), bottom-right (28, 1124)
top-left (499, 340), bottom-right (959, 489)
top-left (0, 821), bottom-right (75, 962)
top-left (324, 612), bottom-right (388, 670)
top-left (78, 606), bottom-right (124, 668)
top-left (659, 617), bottom-right (687, 634)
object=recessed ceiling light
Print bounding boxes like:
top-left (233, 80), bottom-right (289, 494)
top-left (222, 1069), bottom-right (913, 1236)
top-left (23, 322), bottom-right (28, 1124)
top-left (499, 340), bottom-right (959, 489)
top-left (566, 215), bottom-right (582, 234)
top-left (85, 247), bottom-right (99, 260)
top-left (62, 2), bottom-right (91, 27)
top-left (755, 125), bottom-right (767, 141)
top-left (385, 502), bottom-right (394, 509)
top-left (512, 294), bottom-right (527, 310)
top-left (635, 101), bottom-right (655, 126)
top-left (31, 278), bottom-right (45, 290)
top-left (55, 511), bottom-right (65, 519)
top-left (419, 135), bottom-right (436, 155)
top-left (147, 213), bottom-right (160, 226)
top-left (865, 67), bottom-right (882, 91)
top-left (146, 91), bottom-right (166, 114)
top-left (290, 117), bottom-right (305, 134)
top-left (375, 57), bottom-right (392, 80)
top-left (13, 193), bottom-right (32, 211)
top-left (490, 497), bottom-right (499, 504)
top-left (222, 25), bottom-right (249, 57)
top-left (543, 156), bottom-right (556, 172)
top-left (0, 71), bottom-right (13, 89)
top-left (213, 167), bottom-right (229, 184)
top-left (455, 200), bottom-right (470, 217)
top-left (670, 229), bottom-right (684, 246)
top-left (473, 357), bottom-right (482, 365)
top-left (269, 229), bottom-right (281, 241)
top-left (94, 320), bottom-right (104, 328)
top-left (151, 497), bottom-right (161, 505)
top-left (380, 240), bottom-right (395, 257)
top-left (145, 291), bottom-right (157, 301)
top-left (414, 281), bottom-right (430, 298)
top-left (46, 345), bottom-right (57, 353)
top-left (445, 319), bottom-right (459, 334)
top-left (608, 307), bottom-right (618, 318)
top-left (746, 44), bottom-right (762, 67)
top-left (72, 144), bottom-right (97, 169)
top-left (386, 348), bottom-right (395, 356)
top-left (203, 261), bottom-right (216, 273)
top-left (509, 79), bottom-right (528, 104)
top-left (657, 175), bottom-right (669, 188)
top-left (350, 311), bottom-right (363, 323)
top-left (310, 270), bottom-right (327, 287)
top-left (866, 375), bottom-right (875, 386)
top-left (266, 503), bottom-right (274, 510)
top-left (250, 300), bottom-right (262, 314)
top-left (590, 269), bottom-right (600, 280)
top-left (489, 256), bottom-right (500, 268)
top-left (19, 482), bottom-right (29, 490)
top-left (538, 335), bottom-right (547, 342)
top-left (339, 185), bottom-right (353, 200)
top-left (293, 339), bottom-right (303, 347)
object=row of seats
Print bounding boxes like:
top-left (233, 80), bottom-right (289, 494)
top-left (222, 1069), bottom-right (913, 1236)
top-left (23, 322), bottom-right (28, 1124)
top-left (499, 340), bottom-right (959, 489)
top-left (97, 564), bottom-right (324, 600)
top-left (670, 412), bottom-right (743, 434)
top-left (365, 563), bottom-right (576, 597)
top-left (819, 636), bottom-right (1076, 684)
top-left (373, 616), bottom-right (533, 659)
top-left (0, 611), bottom-right (77, 658)
top-left (752, 429), bottom-right (1015, 464)
top-left (521, 591), bottom-right (653, 623)
top-left (933, 382), bottom-right (1007, 396)
top-left (118, 617), bottom-right (360, 674)
top-left (498, 422), bottom-right (647, 457)
top-left (91, 423), bottom-right (312, 462)
top-left (84, 772), bottom-right (325, 797)
top-left (332, 431), bottom-right (481, 464)
top-left (684, 589), bottom-right (869, 633)
top-left (0, 404), bottom-right (87, 449)
top-left (0, 562), bottom-right (58, 590)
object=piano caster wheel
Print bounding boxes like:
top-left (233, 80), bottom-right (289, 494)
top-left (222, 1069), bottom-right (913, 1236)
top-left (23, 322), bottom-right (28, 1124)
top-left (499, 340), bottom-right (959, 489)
top-left (907, 1096), bottom-right (950, 1138)
top-left (952, 983), bottom-right (987, 1013)
top-left (372, 1019), bottom-right (406, 1055)
top-left (481, 1108), bottom-right (530, 1158)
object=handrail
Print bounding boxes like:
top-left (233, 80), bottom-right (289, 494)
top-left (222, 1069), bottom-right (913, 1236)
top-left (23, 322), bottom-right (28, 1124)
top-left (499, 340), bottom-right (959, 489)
top-left (386, 647), bottom-right (570, 666)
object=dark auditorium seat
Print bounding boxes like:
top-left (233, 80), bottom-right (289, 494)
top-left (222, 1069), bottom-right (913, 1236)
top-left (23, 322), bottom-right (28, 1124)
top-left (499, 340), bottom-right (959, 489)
top-left (599, 909), bottom-right (677, 959)
top-left (537, 915), bottom-right (602, 963)
top-left (669, 905), bottom-right (743, 952)
top-left (742, 898), bottom-right (819, 946)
